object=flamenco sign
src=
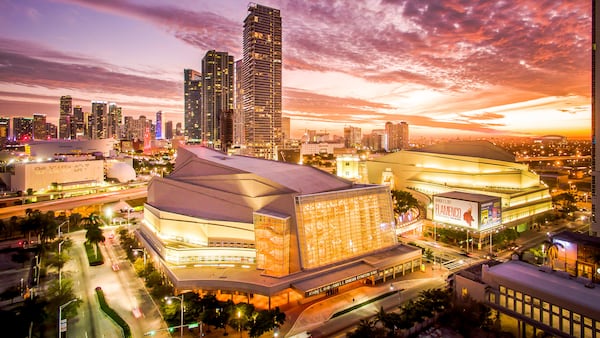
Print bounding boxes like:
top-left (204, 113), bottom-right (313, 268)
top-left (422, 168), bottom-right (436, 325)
top-left (433, 196), bottom-right (479, 229)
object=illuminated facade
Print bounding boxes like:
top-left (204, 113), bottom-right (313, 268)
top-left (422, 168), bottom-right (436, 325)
top-left (242, 3), bottom-right (282, 159)
top-left (59, 95), bottom-right (72, 140)
top-left (366, 141), bottom-right (553, 233)
top-left (184, 69), bottom-right (202, 142)
top-left (140, 146), bottom-right (421, 305)
top-left (455, 260), bottom-right (600, 338)
top-left (201, 50), bottom-right (234, 149)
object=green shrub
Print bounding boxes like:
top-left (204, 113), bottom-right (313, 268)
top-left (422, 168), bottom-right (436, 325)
top-left (95, 287), bottom-right (131, 338)
top-left (84, 242), bottom-right (104, 266)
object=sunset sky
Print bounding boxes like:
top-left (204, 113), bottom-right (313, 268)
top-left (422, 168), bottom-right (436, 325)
top-left (0, 0), bottom-right (592, 139)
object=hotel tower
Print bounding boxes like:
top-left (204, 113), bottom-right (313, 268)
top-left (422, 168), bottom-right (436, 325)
top-left (242, 3), bottom-right (282, 160)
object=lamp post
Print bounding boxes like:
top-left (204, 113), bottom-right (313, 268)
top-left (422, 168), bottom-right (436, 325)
top-left (489, 231), bottom-right (493, 254)
top-left (237, 310), bottom-right (242, 338)
top-left (58, 298), bottom-right (77, 338)
top-left (165, 294), bottom-right (184, 338)
top-left (58, 220), bottom-right (69, 238)
top-left (132, 248), bottom-right (146, 267)
top-left (58, 240), bottom-right (64, 291)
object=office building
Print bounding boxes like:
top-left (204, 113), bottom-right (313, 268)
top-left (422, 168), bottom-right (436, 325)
top-left (155, 111), bottom-right (162, 139)
top-left (201, 50), bottom-right (234, 149)
top-left (0, 117), bottom-right (9, 147)
top-left (165, 121), bottom-right (173, 140)
top-left (107, 103), bottom-right (121, 139)
top-left (234, 59), bottom-right (244, 145)
top-left (72, 106), bottom-right (86, 138)
top-left (139, 146), bottom-right (421, 308)
top-left (385, 121), bottom-right (409, 151)
top-left (184, 69), bottom-right (202, 143)
top-left (344, 126), bottom-right (361, 148)
top-left (90, 101), bottom-right (107, 139)
top-left (32, 114), bottom-right (47, 140)
top-left (454, 259), bottom-right (600, 338)
top-left (13, 117), bottom-right (33, 141)
top-left (242, 3), bottom-right (283, 159)
top-left (59, 95), bottom-right (72, 139)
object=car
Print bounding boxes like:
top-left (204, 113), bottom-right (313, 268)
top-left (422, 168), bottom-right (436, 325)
top-left (108, 232), bottom-right (115, 240)
top-left (112, 263), bottom-right (120, 271)
top-left (132, 307), bottom-right (143, 318)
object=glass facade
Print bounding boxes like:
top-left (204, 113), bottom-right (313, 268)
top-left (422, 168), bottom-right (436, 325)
top-left (295, 186), bottom-right (396, 269)
top-left (495, 284), bottom-right (599, 337)
top-left (254, 212), bottom-right (290, 277)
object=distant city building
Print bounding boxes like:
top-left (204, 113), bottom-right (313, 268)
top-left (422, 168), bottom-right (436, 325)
top-left (282, 116), bottom-right (290, 142)
top-left (90, 101), bottom-right (108, 139)
top-left (12, 117), bottom-right (33, 141)
top-left (202, 50), bottom-right (234, 150)
top-left (343, 126), bottom-right (361, 148)
top-left (300, 142), bottom-right (345, 156)
top-left (385, 121), bottom-right (409, 151)
top-left (59, 95), bottom-right (72, 139)
top-left (242, 3), bottom-right (283, 159)
top-left (234, 59), bottom-right (244, 145)
top-left (11, 159), bottom-right (104, 192)
top-left (0, 117), bottom-right (9, 147)
top-left (155, 111), bottom-right (162, 139)
top-left (184, 69), bottom-right (202, 143)
top-left (107, 103), bottom-right (121, 139)
top-left (175, 122), bottom-right (183, 136)
top-left (364, 129), bottom-right (385, 151)
top-left (72, 106), bottom-right (86, 138)
top-left (32, 114), bottom-right (47, 140)
top-left (165, 121), bottom-right (173, 140)
top-left (46, 122), bottom-right (57, 139)
top-left (592, 1), bottom-right (599, 237)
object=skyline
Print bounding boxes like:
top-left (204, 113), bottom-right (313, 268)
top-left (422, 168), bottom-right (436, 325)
top-left (0, 0), bottom-right (592, 139)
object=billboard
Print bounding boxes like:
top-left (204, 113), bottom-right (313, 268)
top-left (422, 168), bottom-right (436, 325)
top-left (433, 196), bottom-right (479, 229)
top-left (433, 194), bottom-right (502, 230)
top-left (479, 200), bottom-right (502, 230)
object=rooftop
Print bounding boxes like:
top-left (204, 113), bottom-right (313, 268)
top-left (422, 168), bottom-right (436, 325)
top-left (414, 140), bottom-right (516, 162)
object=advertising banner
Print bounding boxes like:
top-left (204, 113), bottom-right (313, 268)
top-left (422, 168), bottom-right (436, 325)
top-left (433, 196), bottom-right (479, 229)
top-left (479, 200), bottom-right (502, 230)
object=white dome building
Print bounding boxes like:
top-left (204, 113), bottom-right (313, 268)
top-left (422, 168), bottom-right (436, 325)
top-left (107, 162), bottom-right (136, 183)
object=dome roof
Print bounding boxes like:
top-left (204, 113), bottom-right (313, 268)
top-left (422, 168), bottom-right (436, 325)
top-left (107, 162), bottom-right (136, 183)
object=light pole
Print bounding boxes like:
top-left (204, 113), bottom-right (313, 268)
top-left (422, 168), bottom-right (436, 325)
top-left (237, 310), bottom-right (242, 338)
top-left (58, 298), bottom-right (77, 338)
top-left (58, 220), bottom-right (69, 238)
top-left (489, 230), bottom-right (493, 254)
top-left (165, 294), bottom-right (184, 338)
top-left (132, 248), bottom-right (146, 267)
top-left (58, 240), bottom-right (64, 291)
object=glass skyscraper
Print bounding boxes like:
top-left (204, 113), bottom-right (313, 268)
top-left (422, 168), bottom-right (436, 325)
top-left (242, 3), bottom-right (282, 160)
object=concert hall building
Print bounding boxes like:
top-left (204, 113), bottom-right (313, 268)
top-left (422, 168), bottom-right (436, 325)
top-left (138, 146), bottom-right (422, 308)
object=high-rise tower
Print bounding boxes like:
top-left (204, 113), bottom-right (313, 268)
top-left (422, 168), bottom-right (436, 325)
top-left (242, 3), bottom-right (282, 159)
top-left (33, 114), bottom-right (47, 140)
top-left (59, 95), bottom-right (72, 139)
top-left (592, 0), bottom-right (599, 237)
top-left (201, 50), bottom-right (234, 149)
top-left (184, 69), bottom-right (202, 143)
top-left (156, 111), bottom-right (163, 139)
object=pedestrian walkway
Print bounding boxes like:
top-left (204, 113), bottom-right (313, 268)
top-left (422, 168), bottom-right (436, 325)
top-left (285, 266), bottom-right (446, 337)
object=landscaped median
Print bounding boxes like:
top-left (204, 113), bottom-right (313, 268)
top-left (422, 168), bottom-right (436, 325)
top-left (95, 286), bottom-right (132, 338)
top-left (84, 242), bottom-right (104, 266)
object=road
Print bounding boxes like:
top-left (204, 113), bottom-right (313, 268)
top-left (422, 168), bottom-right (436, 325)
top-left (62, 228), bottom-right (169, 338)
top-left (0, 186), bottom-right (147, 219)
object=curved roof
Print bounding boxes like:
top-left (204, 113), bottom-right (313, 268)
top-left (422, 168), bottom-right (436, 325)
top-left (172, 146), bottom-right (353, 194)
top-left (414, 140), bottom-right (515, 162)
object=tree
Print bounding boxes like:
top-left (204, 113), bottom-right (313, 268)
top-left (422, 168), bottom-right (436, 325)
top-left (85, 225), bottom-right (105, 259)
top-left (391, 190), bottom-right (420, 216)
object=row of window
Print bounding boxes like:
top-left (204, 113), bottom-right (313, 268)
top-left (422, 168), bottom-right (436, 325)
top-left (492, 285), bottom-right (599, 337)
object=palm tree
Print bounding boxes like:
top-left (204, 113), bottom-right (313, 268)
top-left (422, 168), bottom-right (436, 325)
top-left (85, 225), bottom-right (105, 259)
top-left (391, 190), bottom-right (420, 216)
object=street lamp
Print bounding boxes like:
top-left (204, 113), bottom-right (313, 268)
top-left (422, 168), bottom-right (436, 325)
top-left (58, 220), bottom-right (69, 238)
top-left (237, 310), bottom-right (242, 338)
top-left (132, 248), bottom-right (146, 267)
top-left (58, 240), bottom-right (65, 291)
top-left (58, 298), bottom-right (77, 338)
top-left (165, 294), bottom-right (184, 338)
